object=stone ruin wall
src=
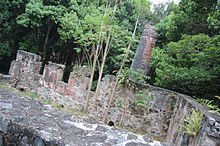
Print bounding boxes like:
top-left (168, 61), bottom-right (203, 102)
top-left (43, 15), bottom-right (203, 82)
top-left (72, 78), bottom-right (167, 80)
top-left (2, 50), bottom-right (220, 145)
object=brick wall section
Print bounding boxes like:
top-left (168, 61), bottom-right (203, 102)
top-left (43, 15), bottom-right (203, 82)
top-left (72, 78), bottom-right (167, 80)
top-left (131, 24), bottom-right (157, 75)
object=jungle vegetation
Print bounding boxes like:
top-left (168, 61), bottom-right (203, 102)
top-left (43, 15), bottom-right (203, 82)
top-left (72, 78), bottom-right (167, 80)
top-left (0, 0), bottom-right (219, 105)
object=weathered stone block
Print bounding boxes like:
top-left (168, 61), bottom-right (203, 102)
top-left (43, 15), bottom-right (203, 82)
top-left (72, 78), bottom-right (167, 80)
top-left (0, 118), bottom-right (8, 133)
top-left (55, 81), bottom-right (68, 94)
top-left (80, 77), bottom-right (90, 90)
top-left (206, 117), bottom-right (220, 138)
top-left (9, 60), bottom-right (22, 77)
top-left (43, 62), bottom-right (64, 84)
top-left (16, 50), bottom-right (41, 62)
top-left (68, 72), bottom-right (76, 88)
top-left (0, 74), bottom-right (11, 83)
top-left (31, 62), bottom-right (42, 74)
top-left (68, 66), bottom-right (91, 90)
top-left (9, 50), bottom-right (42, 78)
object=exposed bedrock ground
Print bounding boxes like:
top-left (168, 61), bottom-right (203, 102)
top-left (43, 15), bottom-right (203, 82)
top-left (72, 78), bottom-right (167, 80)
top-left (0, 89), bottom-right (170, 146)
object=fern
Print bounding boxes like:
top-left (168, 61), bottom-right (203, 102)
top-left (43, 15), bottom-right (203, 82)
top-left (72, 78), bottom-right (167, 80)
top-left (183, 109), bottom-right (203, 136)
top-left (197, 97), bottom-right (220, 116)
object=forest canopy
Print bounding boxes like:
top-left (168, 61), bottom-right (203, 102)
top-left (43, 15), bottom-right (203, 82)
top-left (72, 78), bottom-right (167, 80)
top-left (0, 0), bottom-right (219, 103)
top-left (151, 0), bottom-right (220, 101)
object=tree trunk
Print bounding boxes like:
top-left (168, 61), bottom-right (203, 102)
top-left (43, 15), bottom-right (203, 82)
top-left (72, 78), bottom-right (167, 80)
top-left (103, 16), bottom-right (139, 123)
top-left (40, 20), bottom-right (52, 74)
top-left (65, 45), bottom-right (76, 66)
top-left (84, 43), bottom-right (100, 113)
top-left (91, 34), bottom-right (111, 114)
top-left (90, 0), bottom-right (119, 114)
top-left (84, 1), bottom-right (110, 114)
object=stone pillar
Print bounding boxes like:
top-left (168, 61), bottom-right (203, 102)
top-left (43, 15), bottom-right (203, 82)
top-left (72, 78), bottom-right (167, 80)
top-left (68, 66), bottom-right (90, 90)
top-left (42, 62), bottom-right (65, 88)
top-left (130, 25), bottom-right (157, 75)
top-left (8, 50), bottom-right (42, 90)
top-left (9, 50), bottom-right (42, 77)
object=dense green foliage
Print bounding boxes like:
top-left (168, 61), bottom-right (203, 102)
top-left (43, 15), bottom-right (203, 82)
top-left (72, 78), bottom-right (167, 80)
top-left (156, 0), bottom-right (219, 46)
top-left (151, 0), bottom-right (220, 100)
top-left (118, 68), bottom-right (150, 90)
top-left (151, 34), bottom-right (220, 97)
top-left (0, 0), bottom-right (152, 76)
top-left (0, 0), bottom-right (26, 73)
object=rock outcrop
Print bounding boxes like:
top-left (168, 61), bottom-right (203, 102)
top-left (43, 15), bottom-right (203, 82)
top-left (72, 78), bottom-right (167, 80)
top-left (0, 89), bottom-right (165, 146)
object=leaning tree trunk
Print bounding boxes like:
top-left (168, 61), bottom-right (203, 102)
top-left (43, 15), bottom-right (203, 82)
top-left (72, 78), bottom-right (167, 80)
top-left (84, 0), bottom-right (119, 114)
top-left (41, 19), bottom-right (52, 74)
top-left (130, 25), bottom-right (157, 75)
top-left (83, 0), bottom-right (112, 114)
top-left (91, 35), bottom-right (111, 114)
top-left (103, 16), bottom-right (139, 123)
top-left (90, 0), bottom-right (119, 115)
top-left (84, 42), bottom-right (101, 113)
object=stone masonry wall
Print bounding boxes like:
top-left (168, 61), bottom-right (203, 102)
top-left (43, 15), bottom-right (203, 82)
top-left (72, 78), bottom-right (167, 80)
top-left (3, 50), bottom-right (220, 145)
